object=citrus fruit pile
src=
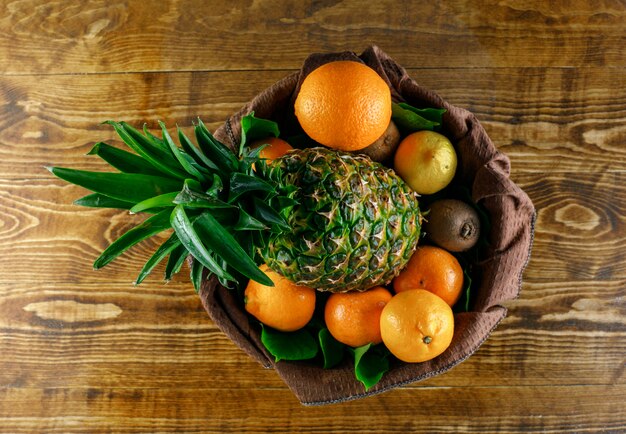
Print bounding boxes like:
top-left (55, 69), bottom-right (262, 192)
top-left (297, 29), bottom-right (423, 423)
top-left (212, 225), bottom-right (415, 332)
top-left (49, 59), bottom-right (486, 391)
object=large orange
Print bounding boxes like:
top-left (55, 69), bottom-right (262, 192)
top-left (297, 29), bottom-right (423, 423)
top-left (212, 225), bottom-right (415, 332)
top-left (324, 286), bottom-right (392, 347)
top-left (393, 245), bottom-right (464, 307)
top-left (244, 264), bottom-right (316, 332)
top-left (380, 289), bottom-right (454, 363)
top-left (294, 61), bottom-right (392, 151)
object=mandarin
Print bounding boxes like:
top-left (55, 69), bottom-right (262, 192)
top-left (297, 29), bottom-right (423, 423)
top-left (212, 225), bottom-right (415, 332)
top-left (244, 264), bottom-right (316, 332)
top-left (324, 286), bottom-right (392, 347)
top-left (252, 137), bottom-right (293, 161)
top-left (380, 289), bottom-right (454, 363)
top-left (294, 61), bottom-right (392, 151)
top-left (393, 245), bottom-right (464, 307)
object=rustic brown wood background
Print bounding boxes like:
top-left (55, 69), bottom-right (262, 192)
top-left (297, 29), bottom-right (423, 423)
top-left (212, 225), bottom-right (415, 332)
top-left (1, 0), bottom-right (625, 432)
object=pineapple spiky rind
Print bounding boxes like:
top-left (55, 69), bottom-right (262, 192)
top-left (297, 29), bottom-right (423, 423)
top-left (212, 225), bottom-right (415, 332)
top-left (261, 148), bottom-right (421, 292)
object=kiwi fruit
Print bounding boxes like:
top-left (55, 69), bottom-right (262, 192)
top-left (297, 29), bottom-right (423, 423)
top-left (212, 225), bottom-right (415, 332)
top-left (423, 199), bottom-right (481, 252)
top-left (352, 120), bottom-right (401, 162)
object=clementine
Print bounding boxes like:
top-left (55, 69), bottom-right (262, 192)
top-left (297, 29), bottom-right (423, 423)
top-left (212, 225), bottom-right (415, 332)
top-left (324, 286), bottom-right (392, 347)
top-left (244, 264), bottom-right (316, 332)
top-left (380, 289), bottom-right (454, 363)
top-left (294, 61), bottom-right (392, 151)
top-left (251, 137), bottom-right (293, 161)
top-left (393, 245), bottom-right (464, 307)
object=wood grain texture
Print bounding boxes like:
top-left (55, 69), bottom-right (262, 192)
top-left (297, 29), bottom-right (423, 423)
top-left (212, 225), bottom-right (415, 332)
top-left (1, 0), bottom-right (625, 432)
top-left (0, 280), bottom-right (623, 392)
top-left (0, 386), bottom-right (625, 433)
top-left (1, 0), bottom-right (624, 74)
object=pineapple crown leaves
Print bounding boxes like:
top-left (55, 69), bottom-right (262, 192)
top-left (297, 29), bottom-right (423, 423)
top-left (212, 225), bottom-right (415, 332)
top-left (48, 113), bottom-right (293, 291)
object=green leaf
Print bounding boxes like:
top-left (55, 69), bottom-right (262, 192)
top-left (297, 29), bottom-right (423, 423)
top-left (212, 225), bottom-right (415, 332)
top-left (261, 325), bottom-right (318, 362)
top-left (318, 328), bottom-right (345, 369)
top-left (93, 208), bottom-right (172, 269)
top-left (228, 173), bottom-right (275, 202)
top-left (87, 142), bottom-right (163, 176)
top-left (194, 212), bottom-right (273, 286)
top-left (174, 180), bottom-right (234, 209)
top-left (165, 244), bottom-right (188, 280)
top-left (240, 112), bottom-right (280, 155)
top-left (74, 193), bottom-right (134, 210)
top-left (120, 121), bottom-right (176, 162)
top-left (205, 173), bottom-right (224, 198)
top-left (143, 123), bottom-right (169, 151)
top-left (352, 344), bottom-right (390, 391)
top-left (106, 121), bottom-right (188, 181)
top-left (463, 267), bottom-right (472, 312)
top-left (234, 207), bottom-right (269, 231)
top-left (48, 167), bottom-right (183, 204)
top-left (130, 192), bottom-right (178, 214)
top-left (190, 260), bottom-right (205, 293)
top-left (397, 103), bottom-right (446, 124)
top-left (170, 205), bottom-right (234, 283)
top-left (135, 233), bottom-right (181, 284)
top-left (253, 198), bottom-right (290, 231)
top-left (391, 102), bottom-right (443, 133)
top-left (178, 127), bottom-right (219, 171)
top-left (158, 121), bottom-right (208, 181)
top-left (194, 120), bottom-right (238, 173)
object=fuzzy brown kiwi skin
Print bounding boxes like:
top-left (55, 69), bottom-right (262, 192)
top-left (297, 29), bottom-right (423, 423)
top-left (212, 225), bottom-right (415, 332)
top-left (351, 120), bottom-right (401, 163)
top-left (423, 199), bottom-right (481, 252)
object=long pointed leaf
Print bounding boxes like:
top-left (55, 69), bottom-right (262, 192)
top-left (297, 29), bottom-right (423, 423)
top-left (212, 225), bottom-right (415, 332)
top-left (165, 244), bottom-right (188, 280)
top-left (174, 181), bottom-right (234, 209)
top-left (178, 127), bottom-right (219, 171)
top-left (93, 208), bottom-right (172, 269)
top-left (253, 198), bottom-right (290, 231)
top-left (234, 207), bottom-right (268, 231)
top-left (74, 193), bottom-right (134, 210)
top-left (228, 172), bottom-right (275, 202)
top-left (106, 121), bottom-right (188, 181)
top-left (87, 142), bottom-right (163, 176)
top-left (49, 167), bottom-right (183, 204)
top-left (130, 192), bottom-right (178, 214)
top-left (159, 121), bottom-right (208, 181)
top-left (170, 205), bottom-right (234, 282)
top-left (136, 233), bottom-right (181, 284)
top-left (190, 260), bottom-right (206, 293)
top-left (143, 123), bottom-right (169, 151)
top-left (194, 212), bottom-right (272, 286)
top-left (194, 120), bottom-right (238, 172)
top-left (120, 121), bottom-right (178, 164)
top-left (205, 174), bottom-right (223, 198)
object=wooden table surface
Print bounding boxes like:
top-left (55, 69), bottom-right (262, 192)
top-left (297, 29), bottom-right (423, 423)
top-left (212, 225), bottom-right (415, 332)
top-left (1, 1), bottom-right (624, 432)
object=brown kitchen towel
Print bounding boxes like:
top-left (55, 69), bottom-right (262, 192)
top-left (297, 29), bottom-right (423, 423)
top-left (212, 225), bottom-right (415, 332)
top-left (198, 46), bottom-right (536, 405)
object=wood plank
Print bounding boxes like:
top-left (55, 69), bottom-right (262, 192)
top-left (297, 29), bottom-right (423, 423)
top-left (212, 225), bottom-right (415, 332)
top-left (0, 385), bottom-right (623, 433)
top-left (0, 67), bottom-right (624, 179)
top-left (1, 0), bottom-right (624, 75)
top-left (1, 171), bottom-right (623, 285)
top-left (514, 171), bottom-right (625, 281)
top-left (0, 280), bottom-right (623, 391)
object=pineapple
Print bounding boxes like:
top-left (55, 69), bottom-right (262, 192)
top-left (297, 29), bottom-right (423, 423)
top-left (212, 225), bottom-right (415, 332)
top-left (262, 148), bottom-right (420, 292)
top-left (49, 116), bottom-right (421, 292)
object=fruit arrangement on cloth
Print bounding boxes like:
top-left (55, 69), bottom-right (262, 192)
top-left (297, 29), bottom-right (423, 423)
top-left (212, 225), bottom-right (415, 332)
top-left (48, 46), bottom-right (535, 405)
